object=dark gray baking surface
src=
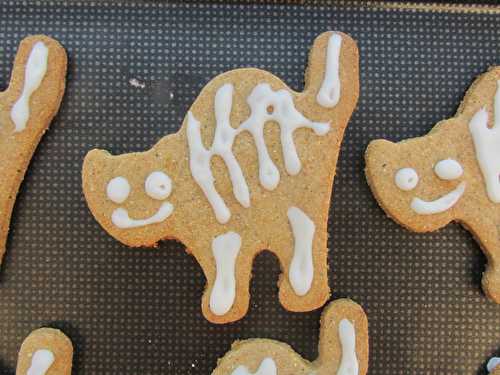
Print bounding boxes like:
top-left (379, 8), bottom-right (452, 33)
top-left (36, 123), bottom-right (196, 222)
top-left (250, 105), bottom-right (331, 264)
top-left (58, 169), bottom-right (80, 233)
top-left (0, 1), bottom-right (499, 374)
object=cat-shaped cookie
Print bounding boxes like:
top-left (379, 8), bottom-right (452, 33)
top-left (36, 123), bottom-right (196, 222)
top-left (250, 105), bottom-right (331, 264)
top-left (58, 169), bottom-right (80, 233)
top-left (83, 31), bottom-right (359, 323)
top-left (365, 67), bottom-right (500, 303)
top-left (13, 328), bottom-right (73, 375)
top-left (212, 299), bottom-right (368, 375)
top-left (0, 35), bottom-right (67, 268)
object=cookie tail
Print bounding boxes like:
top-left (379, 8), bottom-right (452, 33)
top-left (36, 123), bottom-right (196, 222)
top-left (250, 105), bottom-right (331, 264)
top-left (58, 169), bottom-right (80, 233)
top-left (315, 299), bottom-right (369, 375)
top-left (0, 35), bottom-right (67, 270)
top-left (15, 328), bottom-right (73, 375)
top-left (302, 31), bottom-right (359, 128)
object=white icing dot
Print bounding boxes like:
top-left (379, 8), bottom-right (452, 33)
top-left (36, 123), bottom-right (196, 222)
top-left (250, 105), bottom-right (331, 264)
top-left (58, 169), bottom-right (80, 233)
top-left (106, 176), bottom-right (130, 204)
top-left (145, 171), bottom-right (172, 200)
top-left (394, 168), bottom-right (419, 191)
top-left (434, 159), bottom-right (463, 180)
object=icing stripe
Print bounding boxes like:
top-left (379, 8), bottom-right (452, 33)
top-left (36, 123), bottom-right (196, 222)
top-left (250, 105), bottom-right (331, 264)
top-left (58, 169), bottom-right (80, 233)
top-left (317, 33), bottom-right (342, 108)
top-left (231, 358), bottom-right (277, 375)
top-left (337, 319), bottom-right (359, 375)
top-left (27, 349), bottom-right (54, 375)
top-left (287, 206), bottom-right (315, 296)
top-left (11, 41), bottom-right (49, 132)
top-left (468, 81), bottom-right (500, 203)
top-left (187, 83), bottom-right (330, 224)
top-left (210, 231), bottom-right (241, 316)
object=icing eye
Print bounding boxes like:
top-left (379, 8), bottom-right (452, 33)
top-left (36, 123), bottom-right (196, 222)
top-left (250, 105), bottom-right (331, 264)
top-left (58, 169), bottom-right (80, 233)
top-left (145, 171), bottom-right (172, 200)
top-left (434, 159), bottom-right (463, 180)
top-left (106, 176), bottom-right (130, 204)
top-left (394, 168), bottom-right (419, 191)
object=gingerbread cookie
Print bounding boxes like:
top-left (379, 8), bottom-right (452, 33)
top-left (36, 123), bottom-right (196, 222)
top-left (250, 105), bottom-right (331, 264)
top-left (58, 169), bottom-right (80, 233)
top-left (365, 67), bottom-right (500, 302)
top-left (211, 299), bottom-right (368, 375)
top-left (14, 328), bottom-right (73, 375)
top-left (82, 31), bottom-right (359, 323)
top-left (0, 35), bottom-right (67, 267)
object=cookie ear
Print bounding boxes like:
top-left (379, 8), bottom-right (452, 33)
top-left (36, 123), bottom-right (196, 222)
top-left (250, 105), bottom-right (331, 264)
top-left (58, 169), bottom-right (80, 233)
top-left (2, 35), bottom-right (67, 134)
top-left (303, 31), bottom-right (359, 117)
top-left (15, 328), bottom-right (73, 375)
top-left (457, 66), bottom-right (500, 120)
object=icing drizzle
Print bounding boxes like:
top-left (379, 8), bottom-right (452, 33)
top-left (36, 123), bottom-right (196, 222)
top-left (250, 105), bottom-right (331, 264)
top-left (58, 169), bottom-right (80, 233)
top-left (317, 33), bottom-right (342, 108)
top-left (468, 80), bottom-right (500, 203)
top-left (210, 231), bottom-right (241, 316)
top-left (27, 349), bottom-right (54, 375)
top-left (187, 83), bottom-right (330, 223)
top-left (231, 357), bottom-right (277, 375)
top-left (287, 206), bottom-right (315, 296)
top-left (11, 41), bottom-right (49, 132)
top-left (337, 319), bottom-right (359, 375)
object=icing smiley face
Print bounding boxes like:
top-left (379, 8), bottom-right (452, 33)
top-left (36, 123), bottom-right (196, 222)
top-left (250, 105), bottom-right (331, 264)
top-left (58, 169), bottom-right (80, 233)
top-left (393, 159), bottom-right (466, 216)
top-left (106, 171), bottom-right (174, 229)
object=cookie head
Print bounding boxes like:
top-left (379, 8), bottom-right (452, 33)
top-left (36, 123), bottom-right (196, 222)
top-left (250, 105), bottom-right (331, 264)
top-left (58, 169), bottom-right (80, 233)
top-left (82, 144), bottom-right (178, 247)
top-left (365, 130), bottom-right (468, 232)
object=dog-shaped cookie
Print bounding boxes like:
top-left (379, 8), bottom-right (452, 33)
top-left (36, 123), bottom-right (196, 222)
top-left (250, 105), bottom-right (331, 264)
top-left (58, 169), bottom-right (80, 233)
top-left (212, 299), bottom-right (368, 375)
top-left (82, 31), bottom-right (359, 323)
top-left (365, 67), bottom-right (500, 303)
top-left (0, 35), bottom-right (67, 268)
top-left (12, 328), bottom-right (73, 375)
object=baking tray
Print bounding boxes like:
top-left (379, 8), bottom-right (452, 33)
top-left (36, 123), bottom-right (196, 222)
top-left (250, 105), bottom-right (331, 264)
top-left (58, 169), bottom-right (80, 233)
top-left (0, 1), bottom-right (499, 374)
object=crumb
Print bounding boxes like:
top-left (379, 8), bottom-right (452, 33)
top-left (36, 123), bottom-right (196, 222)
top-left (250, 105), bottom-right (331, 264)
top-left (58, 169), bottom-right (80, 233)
top-left (129, 78), bottom-right (146, 89)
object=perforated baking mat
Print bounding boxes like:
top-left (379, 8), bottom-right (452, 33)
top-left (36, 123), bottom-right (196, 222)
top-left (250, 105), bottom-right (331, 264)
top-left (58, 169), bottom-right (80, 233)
top-left (0, 1), bottom-right (499, 374)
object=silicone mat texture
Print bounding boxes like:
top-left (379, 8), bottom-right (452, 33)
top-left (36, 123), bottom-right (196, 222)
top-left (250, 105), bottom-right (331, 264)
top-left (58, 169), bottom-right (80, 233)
top-left (0, 1), bottom-right (499, 374)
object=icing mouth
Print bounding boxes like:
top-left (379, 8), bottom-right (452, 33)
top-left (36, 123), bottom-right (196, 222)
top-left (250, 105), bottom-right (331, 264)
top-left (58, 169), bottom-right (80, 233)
top-left (410, 182), bottom-right (466, 215)
top-left (111, 202), bottom-right (174, 229)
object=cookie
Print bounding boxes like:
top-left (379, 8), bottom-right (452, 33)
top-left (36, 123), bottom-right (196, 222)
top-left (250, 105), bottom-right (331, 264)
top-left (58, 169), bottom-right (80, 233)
top-left (488, 357), bottom-right (500, 374)
top-left (211, 299), bottom-right (368, 375)
top-left (365, 67), bottom-right (500, 302)
top-left (0, 35), bottom-right (67, 267)
top-left (82, 31), bottom-right (359, 323)
top-left (15, 328), bottom-right (73, 375)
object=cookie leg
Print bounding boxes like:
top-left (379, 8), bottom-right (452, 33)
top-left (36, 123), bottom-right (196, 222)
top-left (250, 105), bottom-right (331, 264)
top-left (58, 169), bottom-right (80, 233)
top-left (465, 219), bottom-right (500, 303)
top-left (15, 328), bottom-right (73, 375)
top-left (482, 239), bottom-right (500, 304)
top-left (278, 207), bottom-right (330, 312)
top-left (200, 231), bottom-right (252, 324)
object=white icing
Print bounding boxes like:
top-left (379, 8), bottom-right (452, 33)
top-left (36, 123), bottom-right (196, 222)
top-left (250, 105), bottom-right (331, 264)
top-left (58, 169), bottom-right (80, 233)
top-left (336, 319), bottom-right (359, 375)
top-left (287, 206), bottom-right (315, 296)
top-left (27, 349), bottom-right (54, 375)
top-left (106, 176), bottom-right (131, 204)
top-left (11, 41), bottom-right (49, 132)
top-left (317, 33), bottom-right (342, 108)
top-left (434, 159), bottom-right (463, 180)
top-left (231, 358), bottom-right (277, 375)
top-left (411, 181), bottom-right (466, 215)
top-left (187, 84), bottom-right (248, 224)
top-left (469, 81), bottom-right (500, 203)
top-left (187, 83), bottom-right (329, 223)
top-left (210, 231), bottom-right (241, 316)
top-left (394, 168), bottom-right (419, 191)
top-left (488, 357), bottom-right (500, 373)
top-left (145, 171), bottom-right (172, 200)
top-left (111, 202), bottom-right (173, 228)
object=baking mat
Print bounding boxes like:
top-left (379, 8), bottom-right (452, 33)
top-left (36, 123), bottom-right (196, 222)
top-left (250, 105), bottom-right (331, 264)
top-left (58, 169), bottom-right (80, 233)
top-left (0, 1), bottom-right (499, 374)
